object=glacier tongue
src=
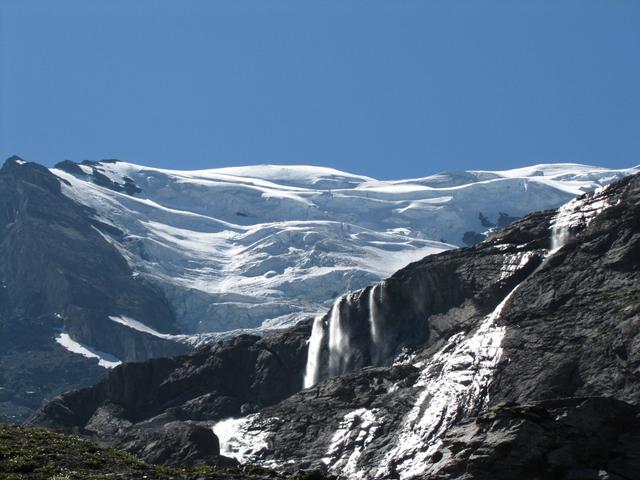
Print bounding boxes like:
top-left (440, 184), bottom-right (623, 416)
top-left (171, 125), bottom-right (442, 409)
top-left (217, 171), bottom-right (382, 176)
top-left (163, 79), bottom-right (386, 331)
top-left (50, 161), bottom-right (637, 334)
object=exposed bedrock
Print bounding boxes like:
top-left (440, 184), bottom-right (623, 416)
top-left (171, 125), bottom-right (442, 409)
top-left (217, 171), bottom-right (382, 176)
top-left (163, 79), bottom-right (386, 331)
top-left (0, 157), bottom-right (188, 422)
top-left (29, 173), bottom-right (640, 478)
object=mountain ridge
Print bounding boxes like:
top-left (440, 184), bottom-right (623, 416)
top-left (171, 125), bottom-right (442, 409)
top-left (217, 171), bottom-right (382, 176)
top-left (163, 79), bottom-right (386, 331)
top-left (0, 155), bottom-right (636, 428)
top-left (49, 158), bottom-right (637, 335)
top-left (28, 170), bottom-right (640, 479)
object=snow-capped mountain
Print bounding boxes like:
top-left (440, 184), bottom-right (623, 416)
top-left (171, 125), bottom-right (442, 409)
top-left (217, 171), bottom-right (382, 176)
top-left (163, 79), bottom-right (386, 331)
top-left (30, 171), bottom-right (640, 479)
top-left (0, 156), bottom-right (636, 423)
top-left (51, 160), bottom-right (637, 335)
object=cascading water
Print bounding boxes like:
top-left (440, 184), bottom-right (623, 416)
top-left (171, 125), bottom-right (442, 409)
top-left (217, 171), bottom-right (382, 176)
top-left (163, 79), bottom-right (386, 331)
top-left (304, 286), bottom-right (393, 388)
top-left (328, 296), bottom-right (351, 377)
top-left (550, 202), bottom-right (572, 252)
top-left (368, 284), bottom-right (383, 364)
top-left (550, 185), bottom-right (615, 253)
top-left (372, 284), bottom-right (521, 479)
top-left (303, 315), bottom-right (326, 389)
top-left (303, 295), bottom-right (352, 388)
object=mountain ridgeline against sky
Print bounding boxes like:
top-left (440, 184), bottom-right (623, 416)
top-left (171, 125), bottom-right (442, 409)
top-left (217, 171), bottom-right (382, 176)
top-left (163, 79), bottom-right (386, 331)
top-left (0, 156), bottom-right (636, 426)
top-left (29, 168), bottom-right (640, 479)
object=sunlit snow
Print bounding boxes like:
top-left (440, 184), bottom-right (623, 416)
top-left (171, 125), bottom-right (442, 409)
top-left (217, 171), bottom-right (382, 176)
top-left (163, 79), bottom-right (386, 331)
top-left (55, 333), bottom-right (122, 368)
top-left (50, 162), bottom-right (636, 335)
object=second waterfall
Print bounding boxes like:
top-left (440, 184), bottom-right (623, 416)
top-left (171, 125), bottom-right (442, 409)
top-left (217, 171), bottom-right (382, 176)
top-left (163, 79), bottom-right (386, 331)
top-left (303, 284), bottom-right (389, 388)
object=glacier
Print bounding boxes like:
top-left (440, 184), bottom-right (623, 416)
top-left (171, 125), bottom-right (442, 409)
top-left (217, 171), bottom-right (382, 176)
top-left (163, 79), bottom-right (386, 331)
top-left (50, 161), bottom-right (637, 335)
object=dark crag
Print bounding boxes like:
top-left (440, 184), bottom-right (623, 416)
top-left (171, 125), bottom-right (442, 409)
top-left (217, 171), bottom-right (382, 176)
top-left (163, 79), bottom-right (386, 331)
top-left (0, 157), bottom-right (188, 423)
top-left (26, 171), bottom-right (640, 478)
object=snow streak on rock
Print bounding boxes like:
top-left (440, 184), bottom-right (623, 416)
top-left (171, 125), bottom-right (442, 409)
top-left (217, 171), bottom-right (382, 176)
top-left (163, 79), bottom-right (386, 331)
top-left (550, 183), bottom-right (618, 253)
top-left (55, 333), bottom-right (122, 368)
top-left (108, 315), bottom-right (171, 338)
top-left (323, 408), bottom-right (382, 479)
top-left (211, 415), bottom-right (270, 464)
top-left (499, 251), bottom-right (536, 280)
top-left (373, 286), bottom-right (520, 479)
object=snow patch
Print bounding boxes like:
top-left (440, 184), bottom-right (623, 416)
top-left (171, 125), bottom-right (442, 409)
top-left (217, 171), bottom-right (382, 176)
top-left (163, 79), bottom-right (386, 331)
top-left (212, 415), bottom-right (270, 464)
top-left (108, 315), bottom-right (171, 339)
top-left (499, 251), bottom-right (536, 280)
top-left (374, 286), bottom-right (520, 479)
top-left (323, 408), bottom-right (381, 479)
top-left (55, 333), bottom-right (121, 368)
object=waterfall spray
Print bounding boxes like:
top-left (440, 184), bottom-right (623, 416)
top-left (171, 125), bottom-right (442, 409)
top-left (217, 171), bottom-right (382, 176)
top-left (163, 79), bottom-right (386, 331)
top-left (303, 316), bottom-right (326, 388)
top-left (550, 227), bottom-right (569, 252)
top-left (369, 284), bottom-right (383, 364)
top-left (328, 296), bottom-right (350, 377)
top-left (550, 202), bottom-right (573, 252)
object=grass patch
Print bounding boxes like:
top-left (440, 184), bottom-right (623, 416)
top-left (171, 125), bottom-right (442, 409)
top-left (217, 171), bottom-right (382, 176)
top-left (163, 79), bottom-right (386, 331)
top-left (0, 424), bottom-right (295, 479)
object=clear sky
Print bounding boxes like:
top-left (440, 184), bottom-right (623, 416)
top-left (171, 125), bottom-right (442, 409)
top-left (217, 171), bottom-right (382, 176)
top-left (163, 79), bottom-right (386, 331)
top-left (1, 1), bottom-right (639, 179)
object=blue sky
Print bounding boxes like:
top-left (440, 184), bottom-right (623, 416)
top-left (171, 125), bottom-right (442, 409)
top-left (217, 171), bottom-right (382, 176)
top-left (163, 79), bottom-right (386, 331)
top-left (1, 1), bottom-right (639, 179)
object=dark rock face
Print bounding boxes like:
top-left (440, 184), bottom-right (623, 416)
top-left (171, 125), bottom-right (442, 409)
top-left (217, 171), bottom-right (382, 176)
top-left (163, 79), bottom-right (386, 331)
top-left (29, 172), bottom-right (640, 479)
top-left (0, 157), bottom-right (187, 422)
top-left (430, 397), bottom-right (640, 480)
top-left (462, 230), bottom-right (487, 245)
top-left (490, 176), bottom-right (640, 407)
top-left (28, 323), bottom-right (311, 465)
top-left (116, 420), bottom-right (227, 467)
top-left (496, 211), bottom-right (519, 228)
top-left (55, 159), bottom-right (142, 195)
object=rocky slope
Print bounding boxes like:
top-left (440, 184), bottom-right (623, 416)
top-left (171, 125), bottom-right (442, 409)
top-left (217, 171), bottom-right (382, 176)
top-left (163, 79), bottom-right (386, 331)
top-left (0, 157), bottom-right (188, 422)
top-left (29, 172), bottom-right (640, 478)
top-left (3, 156), bottom-right (633, 424)
top-left (51, 159), bottom-right (635, 335)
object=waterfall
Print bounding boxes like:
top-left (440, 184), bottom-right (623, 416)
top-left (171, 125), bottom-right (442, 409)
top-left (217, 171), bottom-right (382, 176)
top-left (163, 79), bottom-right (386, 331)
top-left (303, 295), bottom-right (352, 388)
top-left (550, 201), bottom-right (573, 252)
top-left (550, 227), bottom-right (569, 252)
top-left (303, 316), bottom-right (325, 389)
top-left (328, 296), bottom-right (350, 377)
top-left (369, 284), bottom-right (382, 364)
top-left (550, 222), bottom-right (570, 252)
top-left (304, 289), bottom-right (384, 387)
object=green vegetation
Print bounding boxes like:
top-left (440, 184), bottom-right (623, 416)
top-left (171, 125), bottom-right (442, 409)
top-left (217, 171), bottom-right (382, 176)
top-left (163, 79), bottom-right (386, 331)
top-left (0, 425), bottom-right (288, 479)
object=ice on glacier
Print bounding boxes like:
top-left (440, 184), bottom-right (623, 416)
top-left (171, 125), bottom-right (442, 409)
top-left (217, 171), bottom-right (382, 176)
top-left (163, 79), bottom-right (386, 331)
top-left (49, 162), bottom-right (636, 336)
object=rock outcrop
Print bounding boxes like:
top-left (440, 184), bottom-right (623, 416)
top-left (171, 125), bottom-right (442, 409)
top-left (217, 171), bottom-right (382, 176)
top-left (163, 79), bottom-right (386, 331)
top-left (3, 156), bottom-right (635, 426)
top-left (29, 172), bottom-right (640, 478)
top-left (27, 323), bottom-right (311, 466)
top-left (0, 157), bottom-right (188, 422)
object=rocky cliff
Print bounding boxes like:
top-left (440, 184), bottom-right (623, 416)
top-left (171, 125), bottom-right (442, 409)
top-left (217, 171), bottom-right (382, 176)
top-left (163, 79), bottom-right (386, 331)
top-left (29, 172), bottom-right (640, 478)
top-left (0, 157), bottom-right (188, 423)
top-left (2, 156), bottom-right (634, 425)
